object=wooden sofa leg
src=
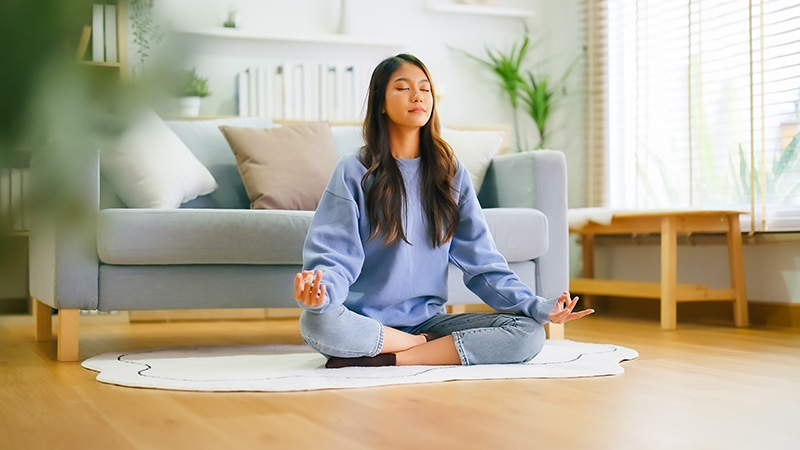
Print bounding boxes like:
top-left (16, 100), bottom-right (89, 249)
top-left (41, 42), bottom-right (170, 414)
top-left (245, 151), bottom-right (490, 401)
top-left (34, 298), bottom-right (54, 342)
top-left (545, 323), bottom-right (564, 339)
top-left (57, 309), bottom-right (80, 362)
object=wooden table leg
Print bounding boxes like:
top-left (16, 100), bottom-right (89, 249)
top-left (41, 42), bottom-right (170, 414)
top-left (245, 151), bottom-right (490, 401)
top-left (660, 216), bottom-right (678, 330)
top-left (581, 233), bottom-right (596, 309)
top-left (727, 215), bottom-right (749, 327)
top-left (545, 323), bottom-right (565, 339)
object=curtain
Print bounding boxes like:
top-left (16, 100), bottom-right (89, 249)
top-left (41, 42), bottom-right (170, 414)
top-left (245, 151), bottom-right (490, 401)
top-left (587, 0), bottom-right (800, 231)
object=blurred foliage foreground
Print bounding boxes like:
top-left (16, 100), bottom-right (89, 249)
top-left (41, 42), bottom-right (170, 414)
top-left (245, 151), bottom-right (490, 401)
top-left (0, 0), bottom-right (181, 268)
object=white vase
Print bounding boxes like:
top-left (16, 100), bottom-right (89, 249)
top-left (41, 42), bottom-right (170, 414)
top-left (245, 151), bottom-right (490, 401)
top-left (179, 96), bottom-right (201, 117)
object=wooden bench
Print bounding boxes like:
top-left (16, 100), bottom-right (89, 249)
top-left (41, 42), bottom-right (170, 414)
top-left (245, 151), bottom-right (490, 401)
top-left (569, 210), bottom-right (749, 330)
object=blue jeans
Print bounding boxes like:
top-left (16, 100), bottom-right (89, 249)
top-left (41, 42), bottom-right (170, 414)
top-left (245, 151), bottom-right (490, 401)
top-left (299, 305), bottom-right (546, 366)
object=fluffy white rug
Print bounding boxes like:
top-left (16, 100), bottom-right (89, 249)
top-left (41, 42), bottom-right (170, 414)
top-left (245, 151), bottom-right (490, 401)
top-left (81, 340), bottom-right (638, 392)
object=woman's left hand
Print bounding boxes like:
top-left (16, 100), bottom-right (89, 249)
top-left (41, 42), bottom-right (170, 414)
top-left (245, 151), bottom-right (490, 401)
top-left (549, 291), bottom-right (594, 324)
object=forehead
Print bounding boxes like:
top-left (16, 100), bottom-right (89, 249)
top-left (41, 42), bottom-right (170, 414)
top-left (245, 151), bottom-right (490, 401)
top-left (391, 63), bottom-right (430, 83)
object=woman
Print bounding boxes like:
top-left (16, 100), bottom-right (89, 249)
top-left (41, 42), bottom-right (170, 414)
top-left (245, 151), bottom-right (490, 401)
top-left (294, 54), bottom-right (592, 368)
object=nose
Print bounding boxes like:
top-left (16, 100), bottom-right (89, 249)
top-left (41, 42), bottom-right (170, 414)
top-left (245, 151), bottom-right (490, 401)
top-left (413, 90), bottom-right (423, 102)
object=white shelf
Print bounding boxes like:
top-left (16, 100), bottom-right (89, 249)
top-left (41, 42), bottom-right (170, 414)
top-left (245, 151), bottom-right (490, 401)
top-left (173, 27), bottom-right (404, 48)
top-left (426, 2), bottom-right (535, 18)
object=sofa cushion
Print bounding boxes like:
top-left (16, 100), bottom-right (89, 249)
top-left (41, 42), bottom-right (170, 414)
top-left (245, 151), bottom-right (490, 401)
top-left (481, 208), bottom-right (548, 262)
top-left (97, 209), bottom-right (315, 265)
top-left (220, 122), bottom-right (338, 211)
top-left (100, 109), bottom-right (219, 209)
top-left (164, 117), bottom-right (276, 209)
top-left (97, 207), bottom-right (548, 265)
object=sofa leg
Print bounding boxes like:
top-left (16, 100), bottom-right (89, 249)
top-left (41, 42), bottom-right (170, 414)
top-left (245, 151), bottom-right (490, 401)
top-left (57, 309), bottom-right (80, 362)
top-left (34, 298), bottom-right (54, 342)
top-left (545, 322), bottom-right (564, 340)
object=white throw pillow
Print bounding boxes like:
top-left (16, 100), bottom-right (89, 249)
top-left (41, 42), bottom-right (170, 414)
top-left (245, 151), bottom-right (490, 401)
top-left (442, 128), bottom-right (505, 192)
top-left (101, 109), bottom-right (218, 208)
top-left (330, 125), bottom-right (365, 158)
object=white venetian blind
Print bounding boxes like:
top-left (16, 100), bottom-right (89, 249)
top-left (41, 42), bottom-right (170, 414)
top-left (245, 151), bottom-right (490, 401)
top-left (587, 0), bottom-right (800, 231)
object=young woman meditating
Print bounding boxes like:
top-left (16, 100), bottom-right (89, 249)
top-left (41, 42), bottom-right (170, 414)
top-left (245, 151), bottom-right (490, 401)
top-left (293, 54), bottom-right (593, 368)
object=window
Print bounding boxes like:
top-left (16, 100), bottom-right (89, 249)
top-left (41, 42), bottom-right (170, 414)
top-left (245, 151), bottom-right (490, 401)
top-left (587, 0), bottom-right (800, 231)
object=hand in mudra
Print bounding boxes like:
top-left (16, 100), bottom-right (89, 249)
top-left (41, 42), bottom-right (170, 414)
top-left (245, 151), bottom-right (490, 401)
top-left (549, 291), bottom-right (594, 324)
top-left (294, 269), bottom-right (327, 307)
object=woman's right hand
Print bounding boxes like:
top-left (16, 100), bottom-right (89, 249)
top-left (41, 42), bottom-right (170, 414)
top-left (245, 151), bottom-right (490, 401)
top-left (294, 270), bottom-right (327, 307)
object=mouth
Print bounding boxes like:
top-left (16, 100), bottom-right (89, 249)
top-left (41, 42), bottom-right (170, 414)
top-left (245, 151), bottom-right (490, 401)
top-left (409, 108), bottom-right (426, 113)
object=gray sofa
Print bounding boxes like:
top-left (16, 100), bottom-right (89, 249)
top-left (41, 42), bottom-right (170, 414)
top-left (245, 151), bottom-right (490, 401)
top-left (29, 117), bottom-right (569, 361)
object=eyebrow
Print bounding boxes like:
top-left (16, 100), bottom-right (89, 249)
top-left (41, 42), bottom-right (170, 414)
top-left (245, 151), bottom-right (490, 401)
top-left (393, 77), bottom-right (431, 84)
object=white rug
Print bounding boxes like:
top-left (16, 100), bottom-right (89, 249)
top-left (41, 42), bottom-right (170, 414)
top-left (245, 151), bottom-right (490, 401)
top-left (81, 340), bottom-right (638, 392)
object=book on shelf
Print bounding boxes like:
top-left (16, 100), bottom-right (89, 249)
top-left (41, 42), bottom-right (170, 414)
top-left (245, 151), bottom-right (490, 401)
top-left (254, 67), bottom-right (264, 118)
top-left (20, 169), bottom-right (29, 231)
top-left (104, 3), bottom-right (118, 63)
top-left (272, 65), bottom-right (284, 119)
top-left (235, 61), bottom-right (369, 121)
top-left (292, 63), bottom-right (304, 120)
top-left (282, 63), bottom-right (294, 119)
top-left (236, 71), bottom-right (248, 116)
top-left (325, 64), bottom-right (337, 121)
top-left (92, 4), bottom-right (104, 62)
top-left (0, 169), bottom-right (9, 231)
top-left (76, 25), bottom-right (92, 61)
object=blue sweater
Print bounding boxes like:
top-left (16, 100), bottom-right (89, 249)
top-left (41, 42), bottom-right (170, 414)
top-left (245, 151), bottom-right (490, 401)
top-left (300, 153), bottom-right (557, 327)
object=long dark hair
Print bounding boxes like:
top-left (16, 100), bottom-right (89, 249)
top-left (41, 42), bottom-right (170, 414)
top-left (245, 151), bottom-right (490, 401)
top-left (359, 54), bottom-right (459, 248)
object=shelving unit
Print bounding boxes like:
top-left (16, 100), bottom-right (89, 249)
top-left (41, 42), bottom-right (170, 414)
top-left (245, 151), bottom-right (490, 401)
top-left (173, 27), bottom-right (404, 48)
top-left (77, 0), bottom-right (129, 80)
top-left (425, 1), bottom-right (535, 18)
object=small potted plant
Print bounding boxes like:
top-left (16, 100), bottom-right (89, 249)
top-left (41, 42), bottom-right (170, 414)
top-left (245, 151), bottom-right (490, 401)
top-left (178, 67), bottom-right (211, 117)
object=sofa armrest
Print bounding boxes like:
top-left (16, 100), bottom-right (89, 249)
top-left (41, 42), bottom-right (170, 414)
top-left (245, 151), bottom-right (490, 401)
top-left (28, 149), bottom-right (100, 310)
top-left (477, 150), bottom-right (569, 299)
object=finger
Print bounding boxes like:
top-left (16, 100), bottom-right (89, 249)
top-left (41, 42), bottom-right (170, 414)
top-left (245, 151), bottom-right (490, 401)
top-left (567, 296), bottom-right (579, 312)
top-left (294, 273), bottom-right (304, 299)
top-left (304, 272), bottom-right (315, 296)
top-left (315, 270), bottom-right (323, 291)
top-left (565, 309), bottom-right (595, 322)
top-left (311, 284), bottom-right (326, 306)
top-left (550, 310), bottom-right (569, 324)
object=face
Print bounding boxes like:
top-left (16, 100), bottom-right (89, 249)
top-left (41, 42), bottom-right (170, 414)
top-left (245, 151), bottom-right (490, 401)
top-left (383, 63), bottom-right (433, 130)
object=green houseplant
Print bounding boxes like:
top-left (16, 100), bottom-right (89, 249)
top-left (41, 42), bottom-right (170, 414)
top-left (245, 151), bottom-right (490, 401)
top-left (456, 33), bottom-right (582, 150)
top-left (131, 0), bottom-right (163, 66)
top-left (178, 67), bottom-right (210, 116)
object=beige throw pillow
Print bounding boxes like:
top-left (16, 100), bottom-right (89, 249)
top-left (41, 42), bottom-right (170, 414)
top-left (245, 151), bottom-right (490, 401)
top-left (220, 122), bottom-right (338, 210)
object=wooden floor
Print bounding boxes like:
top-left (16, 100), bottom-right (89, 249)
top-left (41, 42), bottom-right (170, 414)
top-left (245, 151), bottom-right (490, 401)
top-left (1, 314), bottom-right (799, 450)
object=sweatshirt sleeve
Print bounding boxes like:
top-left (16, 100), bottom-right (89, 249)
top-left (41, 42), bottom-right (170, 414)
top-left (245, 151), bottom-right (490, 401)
top-left (300, 159), bottom-right (365, 313)
top-left (448, 166), bottom-right (557, 324)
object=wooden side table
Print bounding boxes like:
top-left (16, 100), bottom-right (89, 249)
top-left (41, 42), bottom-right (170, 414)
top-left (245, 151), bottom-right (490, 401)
top-left (569, 210), bottom-right (749, 330)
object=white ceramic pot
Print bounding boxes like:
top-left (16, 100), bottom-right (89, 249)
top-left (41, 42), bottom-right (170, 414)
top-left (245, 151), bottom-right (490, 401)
top-left (179, 96), bottom-right (201, 117)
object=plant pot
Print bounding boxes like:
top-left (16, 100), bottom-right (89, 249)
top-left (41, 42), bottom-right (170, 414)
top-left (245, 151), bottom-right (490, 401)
top-left (179, 96), bottom-right (201, 117)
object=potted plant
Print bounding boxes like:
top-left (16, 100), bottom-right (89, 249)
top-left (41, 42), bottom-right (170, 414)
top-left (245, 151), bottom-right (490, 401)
top-left (455, 33), bottom-right (582, 150)
top-left (178, 68), bottom-right (211, 117)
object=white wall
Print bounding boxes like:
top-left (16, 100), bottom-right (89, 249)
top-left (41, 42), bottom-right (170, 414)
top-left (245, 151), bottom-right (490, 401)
top-left (142, 0), bottom-right (544, 130)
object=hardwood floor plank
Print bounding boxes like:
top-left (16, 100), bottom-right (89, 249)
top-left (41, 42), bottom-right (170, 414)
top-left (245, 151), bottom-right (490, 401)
top-left (1, 315), bottom-right (799, 449)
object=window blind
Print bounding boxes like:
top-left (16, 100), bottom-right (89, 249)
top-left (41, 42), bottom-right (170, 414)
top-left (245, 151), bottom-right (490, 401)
top-left (587, 0), bottom-right (800, 231)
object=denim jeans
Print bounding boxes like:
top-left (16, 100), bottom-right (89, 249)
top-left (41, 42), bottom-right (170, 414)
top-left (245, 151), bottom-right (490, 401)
top-left (299, 304), bottom-right (546, 366)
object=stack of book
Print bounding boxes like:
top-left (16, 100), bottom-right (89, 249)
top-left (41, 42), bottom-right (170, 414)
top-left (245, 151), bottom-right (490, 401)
top-left (77, 4), bottom-right (118, 63)
top-left (0, 168), bottom-right (29, 232)
top-left (236, 62), bottom-right (371, 121)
